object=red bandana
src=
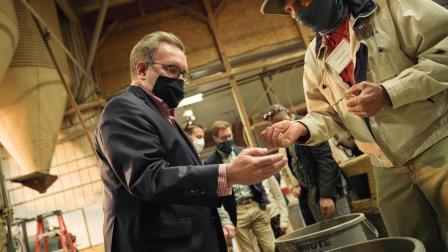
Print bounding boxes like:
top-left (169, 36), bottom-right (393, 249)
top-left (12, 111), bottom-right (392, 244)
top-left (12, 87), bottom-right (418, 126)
top-left (324, 16), bottom-right (355, 86)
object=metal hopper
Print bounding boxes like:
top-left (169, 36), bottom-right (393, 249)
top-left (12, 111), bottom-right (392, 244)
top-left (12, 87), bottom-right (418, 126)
top-left (0, 0), bottom-right (70, 193)
top-left (0, 0), bottom-right (19, 83)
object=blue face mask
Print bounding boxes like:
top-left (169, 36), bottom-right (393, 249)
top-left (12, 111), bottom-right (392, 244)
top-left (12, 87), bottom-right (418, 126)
top-left (296, 0), bottom-right (348, 34)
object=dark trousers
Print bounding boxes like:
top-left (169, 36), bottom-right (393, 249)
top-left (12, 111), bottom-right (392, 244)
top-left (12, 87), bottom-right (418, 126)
top-left (270, 214), bottom-right (284, 238)
top-left (298, 187), bottom-right (316, 225)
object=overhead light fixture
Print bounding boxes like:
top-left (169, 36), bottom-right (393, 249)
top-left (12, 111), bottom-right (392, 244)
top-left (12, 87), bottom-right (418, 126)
top-left (182, 109), bottom-right (196, 122)
top-left (178, 93), bottom-right (203, 107)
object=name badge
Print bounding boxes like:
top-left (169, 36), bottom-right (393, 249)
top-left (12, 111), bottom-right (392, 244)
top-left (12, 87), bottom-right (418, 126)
top-left (326, 39), bottom-right (352, 74)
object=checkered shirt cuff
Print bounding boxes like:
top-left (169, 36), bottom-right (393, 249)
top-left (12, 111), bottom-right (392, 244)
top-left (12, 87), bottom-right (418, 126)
top-left (217, 164), bottom-right (232, 196)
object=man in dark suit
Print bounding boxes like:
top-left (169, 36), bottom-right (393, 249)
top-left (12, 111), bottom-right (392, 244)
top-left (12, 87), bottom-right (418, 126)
top-left (207, 120), bottom-right (275, 252)
top-left (95, 31), bottom-right (286, 252)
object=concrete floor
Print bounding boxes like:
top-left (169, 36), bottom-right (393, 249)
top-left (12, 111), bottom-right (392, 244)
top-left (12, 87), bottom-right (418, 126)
top-left (80, 244), bottom-right (104, 252)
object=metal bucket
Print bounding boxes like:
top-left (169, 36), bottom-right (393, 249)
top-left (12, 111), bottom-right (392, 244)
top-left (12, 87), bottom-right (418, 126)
top-left (327, 237), bottom-right (426, 252)
top-left (275, 213), bottom-right (378, 252)
top-left (288, 203), bottom-right (306, 230)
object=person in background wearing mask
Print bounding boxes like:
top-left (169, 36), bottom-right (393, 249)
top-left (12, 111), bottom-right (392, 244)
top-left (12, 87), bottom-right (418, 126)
top-left (206, 120), bottom-right (276, 252)
top-left (95, 31), bottom-right (287, 252)
top-left (260, 0), bottom-right (448, 250)
top-left (184, 123), bottom-right (206, 155)
top-left (183, 123), bottom-right (236, 247)
top-left (264, 104), bottom-right (350, 223)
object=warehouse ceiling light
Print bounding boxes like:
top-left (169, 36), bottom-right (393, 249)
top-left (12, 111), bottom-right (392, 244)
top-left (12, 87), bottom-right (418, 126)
top-left (178, 93), bottom-right (203, 107)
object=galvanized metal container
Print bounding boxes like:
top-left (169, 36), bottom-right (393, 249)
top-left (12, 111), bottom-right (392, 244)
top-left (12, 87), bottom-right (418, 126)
top-left (327, 237), bottom-right (425, 252)
top-left (275, 213), bottom-right (378, 252)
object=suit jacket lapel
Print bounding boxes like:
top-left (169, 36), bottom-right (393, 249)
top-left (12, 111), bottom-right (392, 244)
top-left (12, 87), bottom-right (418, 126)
top-left (128, 85), bottom-right (159, 112)
top-left (128, 85), bottom-right (177, 130)
top-left (128, 85), bottom-right (202, 165)
top-left (174, 121), bottom-right (202, 164)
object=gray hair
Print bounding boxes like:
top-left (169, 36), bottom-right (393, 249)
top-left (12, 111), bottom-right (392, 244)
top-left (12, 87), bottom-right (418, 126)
top-left (129, 31), bottom-right (185, 79)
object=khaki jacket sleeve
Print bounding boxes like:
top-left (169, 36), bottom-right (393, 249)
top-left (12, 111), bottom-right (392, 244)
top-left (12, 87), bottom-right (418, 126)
top-left (217, 206), bottom-right (233, 225)
top-left (381, 0), bottom-right (448, 109)
top-left (299, 48), bottom-right (350, 145)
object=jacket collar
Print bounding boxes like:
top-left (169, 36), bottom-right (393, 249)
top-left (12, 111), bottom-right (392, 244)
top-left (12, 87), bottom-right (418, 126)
top-left (314, 0), bottom-right (376, 55)
top-left (128, 85), bottom-right (159, 111)
top-left (127, 85), bottom-right (202, 164)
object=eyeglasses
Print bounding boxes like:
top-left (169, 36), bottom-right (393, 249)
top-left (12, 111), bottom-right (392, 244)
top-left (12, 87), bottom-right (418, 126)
top-left (262, 108), bottom-right (287, 121)
top-left (148, 61), bottom-right (192, 83)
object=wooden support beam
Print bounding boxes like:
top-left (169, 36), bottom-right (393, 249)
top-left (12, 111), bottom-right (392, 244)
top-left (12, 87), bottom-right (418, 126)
top-left (186, 50), bottom-right (306, 91)
top-left (173, 3), bottom-right (208, 23)
top-left (55, 0), bottom-right (79, 23)
top-left (260, 77), bottom-right (274, 105)
top-left (64, 99), bottom-right (107, 117)
top-left (136, 0), bottom-right (145, 16)
top-left (79, 0), bottom-right (109, 100)
top-left (97, 20), bottom-right (119, 50)
top-left (74, 0), bottom-right (133, 13)
top-left (214, 0), bottom-right (227, 17)
top-left (57, 126), bottom-right (96, 144)
top-left (203, 0), bottom-right (256, 147)
top-left (251, 102), bottom-right (307, 129)
top-left (248, 77), bottom-right (275, 115)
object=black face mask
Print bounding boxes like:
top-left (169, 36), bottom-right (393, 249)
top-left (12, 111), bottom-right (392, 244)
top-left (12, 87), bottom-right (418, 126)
top-left (152, 76), bottom-right (184, 109)
top-left (296, 0), bottom-right (348, 34)
top-left (217, 140), bottom-right (234, 156)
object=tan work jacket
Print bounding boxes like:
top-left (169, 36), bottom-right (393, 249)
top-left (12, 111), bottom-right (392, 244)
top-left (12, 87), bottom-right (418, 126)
top-left (300, 0), bottom-right (448, 167)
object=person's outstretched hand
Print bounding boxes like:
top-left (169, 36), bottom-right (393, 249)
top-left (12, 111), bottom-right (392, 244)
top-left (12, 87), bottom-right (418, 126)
top-left (261, 120), bottom-right (309, 148)
top-left (226, 148), bottom-right (287, 185)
